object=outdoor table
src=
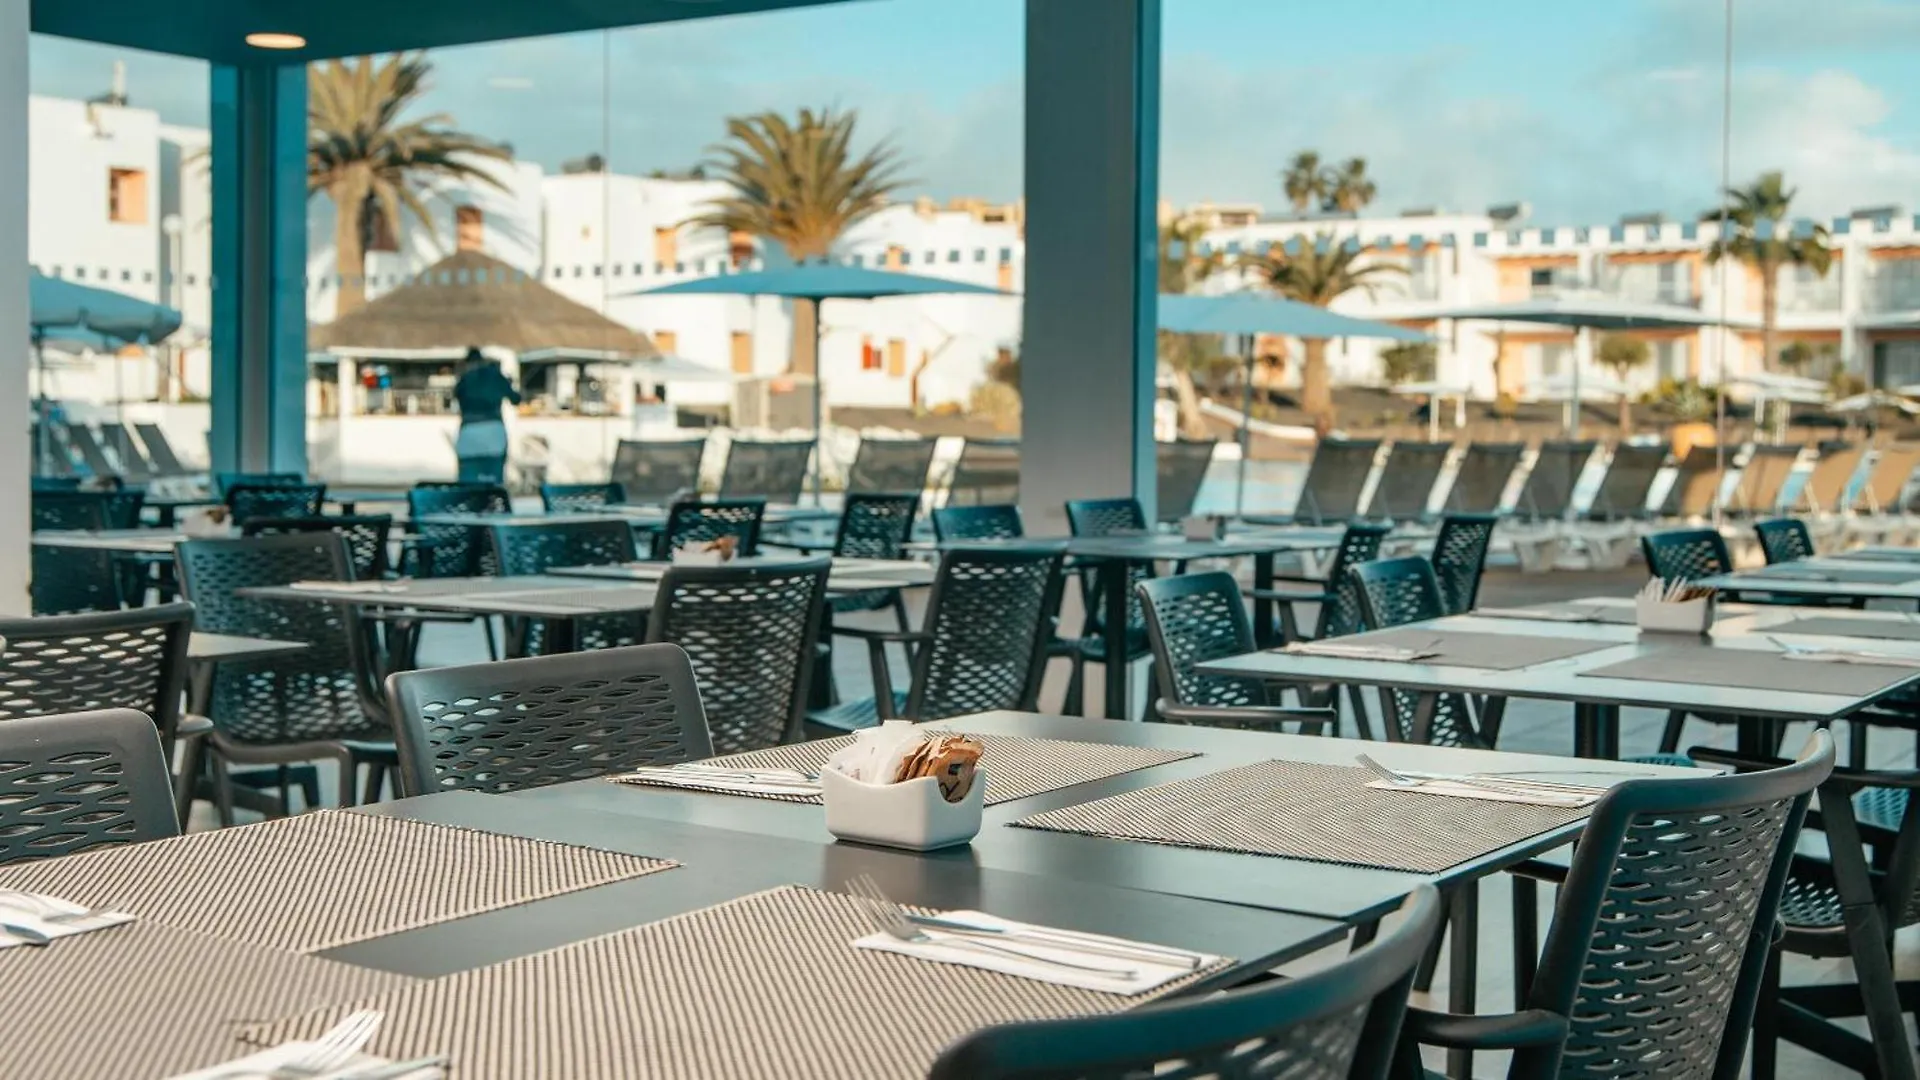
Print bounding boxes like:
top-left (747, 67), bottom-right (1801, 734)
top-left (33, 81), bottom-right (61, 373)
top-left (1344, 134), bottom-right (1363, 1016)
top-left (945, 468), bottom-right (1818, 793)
top-left (549, 555), bottom-right (937, 592)
top-left (1198, 607), bottom-right (1920, 758)
top-left (1697, 559), bottom-right (1920, 607)
top-left (1835, 545), bottom-right (1920, 562)
top-left (33, 526), bottom-right (424, 555)
top-left (177, 632), bottom-right (310, 823)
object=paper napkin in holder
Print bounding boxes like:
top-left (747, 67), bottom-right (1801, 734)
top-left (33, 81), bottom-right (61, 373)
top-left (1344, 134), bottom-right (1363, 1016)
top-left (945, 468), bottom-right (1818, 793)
top-left (1635, 579), bottom-right (1715, 635)
top-left (1181, 515), bottom-right (1226, 542)
top-left (821, 721), bottom-right (985, 851)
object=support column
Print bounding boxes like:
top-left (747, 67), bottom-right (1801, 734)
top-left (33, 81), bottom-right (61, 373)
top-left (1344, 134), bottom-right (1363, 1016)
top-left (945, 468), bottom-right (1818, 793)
top-left (0, 5), bottom-right (30, 614)
top-left (1019, 0), bottom-right (1161, 533)
top-left (209, 64), bottom-right (307, 474)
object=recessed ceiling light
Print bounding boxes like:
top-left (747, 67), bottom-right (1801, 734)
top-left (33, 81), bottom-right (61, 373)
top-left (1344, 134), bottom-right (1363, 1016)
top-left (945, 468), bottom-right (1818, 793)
top-left (245, 32), bottom-right (307, 49)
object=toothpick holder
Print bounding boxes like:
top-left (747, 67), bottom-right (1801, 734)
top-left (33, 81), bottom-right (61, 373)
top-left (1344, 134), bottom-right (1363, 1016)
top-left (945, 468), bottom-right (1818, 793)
top-left (1635, 593), bottom-right (1715, 635)
top-left (820, 767), bottom-right (986, 852)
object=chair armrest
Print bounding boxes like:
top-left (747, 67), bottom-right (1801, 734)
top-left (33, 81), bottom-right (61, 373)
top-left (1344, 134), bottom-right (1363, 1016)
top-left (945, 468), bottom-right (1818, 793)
top-left (176, 714), bottom-right (215, 739)
top-left (1507, 857), bottom-right (1570, 885)
top-left (835, 627), bottom-right (931, 645)
top-left (1156, 702), bottom-right (1334, 733)
top-left (1401, 1006), bottom-right (1569, 1052)
top-left (1690, 746), bottom-right (1920, 790)
top-left (1243, 586), bottom-right (1334, 603)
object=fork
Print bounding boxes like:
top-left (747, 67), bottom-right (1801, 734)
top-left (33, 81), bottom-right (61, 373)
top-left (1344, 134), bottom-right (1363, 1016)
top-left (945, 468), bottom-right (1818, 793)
top-left (844, 875), bottom-right (1138, 980)
top-left (216, 1010), bottom-right (383, 1079)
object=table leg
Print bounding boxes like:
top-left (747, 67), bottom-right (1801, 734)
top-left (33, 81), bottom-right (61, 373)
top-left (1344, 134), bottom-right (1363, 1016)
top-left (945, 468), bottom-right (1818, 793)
top-left (547, 617), bottom-right (579, 655)
top-left (1103, 560), bottom-right (1130, 720)
top-left (1445, 881), bottom-right (1480, 1080)
top-left (155, 505), bottom-right (177, 528)
top-left (1573, 702), bottom-right (1621, 759)
top-left (1735, 715), bottom-right (1777, 757)
top-left (1252, 552), bottom-right (1276, 648)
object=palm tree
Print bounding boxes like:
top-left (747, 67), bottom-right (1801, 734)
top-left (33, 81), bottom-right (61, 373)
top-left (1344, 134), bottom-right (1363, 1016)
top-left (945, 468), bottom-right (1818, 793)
top-left (693, 107), bottom-right (909, 375)
top-left (1281, 151), bottom-right (1327, 214)
top-left (1703, 171), bottom-right (1834, 374)
top-left (1158, 215), bottom-right (1227, 436)
top-left (1240, 235), bottom-right (1406, 425)
top-left (1595, 333), bottom-right (1652, 434)
top-left (308, 53), bottom-right (510, 316)
top-left (1324, 158), bottom-right (1377, 213)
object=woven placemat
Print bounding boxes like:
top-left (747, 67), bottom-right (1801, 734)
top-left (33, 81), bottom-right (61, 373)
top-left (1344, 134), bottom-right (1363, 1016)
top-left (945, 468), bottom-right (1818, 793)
top-left (0, 811), bottom-right (676, 954)
top-left (1772, 616), bottom-right (1920, 642)
top-left (1012, 760), bottom-right (1591, 873)
top-left (1579, 649), bottom-right (1920, 698)
top-left (1749, 564), bottom-right (1920, 585)
top-left (612, 732), bottom-right (1197, 805)
top-left (0, 921), bottom-right (416, 1079)
top-left (247, 885), bottom-right (1227, 1080)
top-left (1347, 627), bottom-right (1614, 670)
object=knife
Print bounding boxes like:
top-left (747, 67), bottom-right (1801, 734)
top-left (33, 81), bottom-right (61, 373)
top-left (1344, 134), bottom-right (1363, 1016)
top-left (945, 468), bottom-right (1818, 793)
top-left (904, 915), bottom-right (1203, 968)
top-left (331, 1055), bottom-right (450, 1080)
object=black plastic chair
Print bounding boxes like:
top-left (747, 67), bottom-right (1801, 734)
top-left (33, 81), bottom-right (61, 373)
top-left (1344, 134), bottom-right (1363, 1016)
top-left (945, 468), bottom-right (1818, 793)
top-left (406, 482), bottom-right (512, 577)
top-left (1753, 517), bottom-right (1814, 565)
top-left (1449, 733), bottom-right (1834, 1080)
top-left (1155, 439), bottom-right (1217, 522)
top-left (718, 439), bottom-right (813, 503)
top-left (539, 482), bottom-right (625, 513)
top-left (488, 520), bottom-right (639, 655)
top-left (212, 471), bottom-right (303, 498)
top-left (29, 493), bottom-right (121, 614)
top-left (1349, 556), bottom-right (1488, 749)
top-left (0, 709), bottom-right (180, 865)
top-left (226, 482), bottom-right (326, 523)
top-left (845, 438), bottom-right (937, 496)
top-left (243, 514), bottom-right (394, 580)
top-left (809, 545), bottom-right (1064, 733)
top-left (647, 560), bottom-right (829, 752)
top-left (799, 493), bottom-right (922, 628)
top-left (1251, 521), bottom-right (1391, 643)
top-left (610, 438), bottom-right (706, 504)
top-left (1363, 441), bottom-right (1449, 523)
top-left (1443, 441), bottom-right (1523, 515)
top-left (1515, 440), bottom-right (1597, 522)
top-left (175, 532), bottom-right (389, 822)
top-left (1431, 513), bottom-right (1496, 615)
top-left (1064, 498), bottom-right (1156, 717)
top-left (945, 438), bottom-right (1021, 506)
top-left (650, 498), bottom-right (765, 559)
top-left (1138, 572), bottom-right (1333, 734)
top-left (0, 604), bottom-right (193, 754)
top-left (387, 643), bottom-right (713, 796)
top-left (930, 886), bottom-right (1441, 1080)
top-left (930, 503), bottom-right (1023, 541)
top-left (1640, 527), bottom-right (1731, 582)
top-left (1586, 443), bottom-right (1668, 520)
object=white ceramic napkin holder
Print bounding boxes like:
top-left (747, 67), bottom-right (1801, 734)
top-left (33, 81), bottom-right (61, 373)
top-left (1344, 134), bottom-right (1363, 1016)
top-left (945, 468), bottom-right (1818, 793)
top-left (821, 766), bottom-right (985, 852)
top-left (180, 508), bottom-right (230, 538)
top-left (1635, 593), bottom-right (1715, 634)
top-left (1181, 515), bottom-right (1226, 542)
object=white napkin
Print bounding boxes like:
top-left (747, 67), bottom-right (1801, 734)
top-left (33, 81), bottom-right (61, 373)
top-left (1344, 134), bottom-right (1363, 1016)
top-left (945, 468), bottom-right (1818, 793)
top-left (288, 581), bottom-right (407, 594)
top-left (1781, 648), bottom-right (1920, 667)
top-left (168, 1045), bottom-right (442, 1080)
top-left (1470, 606), bottom-right (1604, 623)
top-left (0, 892), bottom-right (134, 950)
top-left (1365, 778), bottom-right (1596, 807)
top-left (1282, 641), bottom-right (1436, 661)
top-left (824, 720), bottom-right (928, 783)
top-left (853, 910), bottom-right (1218, 995)
top-left (616, 766), bottom-right (820, 797)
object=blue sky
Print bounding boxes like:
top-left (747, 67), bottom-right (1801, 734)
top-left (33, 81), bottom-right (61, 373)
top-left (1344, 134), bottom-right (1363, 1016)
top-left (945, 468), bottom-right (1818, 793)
top-left (28, 0), bottom-right (1920, 223)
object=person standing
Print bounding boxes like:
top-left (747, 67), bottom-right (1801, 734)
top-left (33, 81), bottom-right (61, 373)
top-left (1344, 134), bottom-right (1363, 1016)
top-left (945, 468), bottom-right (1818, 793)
top-left (452, 347), bottom-right (521, 483)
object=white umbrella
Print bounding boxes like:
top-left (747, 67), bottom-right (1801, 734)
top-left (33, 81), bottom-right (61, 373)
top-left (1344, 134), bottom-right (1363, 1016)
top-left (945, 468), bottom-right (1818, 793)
top-left (1831, 390), bottom-right (1920, 416)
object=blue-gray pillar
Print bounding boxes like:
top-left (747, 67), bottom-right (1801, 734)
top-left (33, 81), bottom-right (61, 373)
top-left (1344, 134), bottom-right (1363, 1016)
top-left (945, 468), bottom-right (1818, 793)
top-left (1019, 0), bottom-right (1161, 532)
top-left (209, 64), bottom-right (308, 474)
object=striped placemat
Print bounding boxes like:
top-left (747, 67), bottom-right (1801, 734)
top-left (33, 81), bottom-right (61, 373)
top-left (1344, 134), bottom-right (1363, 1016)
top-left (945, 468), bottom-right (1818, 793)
top-left (1012, 760), bottom-right (1591, 873)
top-left (246, 885), bottom-right (1228, 1080)
top-left (0, 921), bottom-right (416, 1079)
top-left (611, 732), bottom-right (1197, 804)
top-left (0, 811), bottom-right (676, 953)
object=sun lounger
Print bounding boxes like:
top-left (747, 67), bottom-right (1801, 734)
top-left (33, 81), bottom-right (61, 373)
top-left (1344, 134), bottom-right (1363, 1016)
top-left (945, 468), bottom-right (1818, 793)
top-left (1503, 440), bottom-right (1598, 572)
top-left (1563, 442), bottom-right (1668, 569)
top-left (1442, 441), bottom-right (1523, 515)
top-left (1155, 439), bottom-right (1217, 521)
top-left (1361, 440), bottom-right (1450, 523)
top-left (945, 438), bottom-right (1021, 507)
top-left (1658, 443), bottom-right (1726, 520)
top-left (1725, 443), bottom-right (1802, 517)
top-left (1845, 443), bottom-right (1920, 547)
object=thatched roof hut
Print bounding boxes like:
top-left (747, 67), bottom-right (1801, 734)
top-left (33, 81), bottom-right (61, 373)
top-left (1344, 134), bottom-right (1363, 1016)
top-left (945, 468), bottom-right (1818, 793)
top-left (309, 250), bottom-right (657, 357)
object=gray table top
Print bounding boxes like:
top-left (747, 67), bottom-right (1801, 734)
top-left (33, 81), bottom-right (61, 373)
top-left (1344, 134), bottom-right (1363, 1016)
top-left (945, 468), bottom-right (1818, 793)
top-left (344, 790), bottom-right (1345, 982)
top-left (906, 531), bottom-right (1341, 559)
top-left (186, 632), bottom-right (308, 664)
top-left (1838, 546), bottom-right (1920, 562)
top-left (1199, 606), bottom-right (1920, 721)
top-left (33, 527), bottom-right (422, 554)
top-left (509, 711), bottom-right (1700, 924)
top-left (239, 575), bottom-right (657, 619)
top-left (551, 556), bottom-right (936, 591)
top-left (1699, 564), bottom-right (1920, 601)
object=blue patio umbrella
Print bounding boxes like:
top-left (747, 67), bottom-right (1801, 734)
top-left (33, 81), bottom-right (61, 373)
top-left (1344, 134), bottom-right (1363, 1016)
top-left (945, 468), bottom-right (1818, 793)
top-left (27, 271), bottom-right (184, 475)
top-left (1159, 291), bottom-right (1430, 513)
top-left (630, 264), bottom-right (1008, 500)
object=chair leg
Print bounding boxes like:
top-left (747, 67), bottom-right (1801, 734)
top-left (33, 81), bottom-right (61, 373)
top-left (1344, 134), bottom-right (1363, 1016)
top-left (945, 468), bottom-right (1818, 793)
top-left (1658, 709), bottom-right (1687, 754)
top-left (890, 593), bottom-right (912, 633)
top-left (1064, 656), bottom-right (1086, 716)
top-left (1512, 876), bottom-right (1539, 1000)
top-left (1751, 945), bottom-right (1782, 1080)
top-left (1344, 684), bottom-right (1377, 741)
top-left (211, 752), bottom-right (236, 828)
top-left (482, 617), bottom-right (501, 661)
top-left (361, 762), bottom-right (386, 805)
top-left (1850, 719), bottom-right (1872, 768)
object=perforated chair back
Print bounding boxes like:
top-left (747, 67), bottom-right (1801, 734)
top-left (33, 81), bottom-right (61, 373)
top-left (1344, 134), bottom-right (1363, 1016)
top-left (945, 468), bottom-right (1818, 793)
top-left (1065, 498), bottom-right (1151, 643)
top-left (1796, 442), bottom-right (1863, 514)
top-left (1350, 556), bottom-right (1483, 747)
top-left (134, 423), bottom-right (192, 476)
top-left (946, 438), bottom-right (1021, 506)
top-left (487, 519), bottom-right (636, 577)
top-left (905, 545), bottom-right (1066, 720)
top-left (30, 493), bottom-right (120, 615)
top-left (63, 423), bottom-right (121, 479)
top-left (652, 499), bottom-right (765, 559)
top-left (0, 709), bottom-right (179, 865)
top-left (226, 482), bottom-right (326, 523)
top-left (610, 438), bottom-right (707, 504)
top-left (539, 483), bottom-right (625, 513)
top-left (388, 643), bottom-right (712, 796)
top-left (1064, 497), bottom-right (1146, 537)
top-left (1155, 439), bottom-right (1217, 521)
top-left (175, 532), bottom-right (383, 745)
top-left (0, 604), bottom-right (193, 748)
top-left (1729, 443), bottom-right (1802, 515)
top-left (718, 439), bottom-right (813, 503)
top-left (647, 560), bottom-right (829, 753)
top-left (1316, 523), bottom-right (1392, 639)
top-left (1587, 443), bottom-right (1668, 520)
top-left (1856, 443), bottom-right (1920, 514)
top-left (833, 493), bottom-right (920, 559)
top-left (406, 483), bottom-right (512, 577)
top-left (1753, 518), bottom-right (1815, 565)
top-left (213, 471), bottom-right (303, 498)
top-left (846, 438), bottom-right (938, 496)
top-left (1293, 438), bottom-right (1380, 524)
top-left (1140, 572), bottom-right (1275, 714)
top-left (1431, 513), bottom-right (1497, 614)
top-left (1640, 528), bottom-right (1731, 583)
top-left (1443, 441), bottom-right (1523, 514)
top-left (1660, 444), bottom-right (1724, 517)
top-left (1528, 733), bottom-right (1833, 1080)
top-left (931, 504), bottom-right (1024, 542)
top-left (242, 514), bottom-right (393, 580)
top-left (1516, 440), bottom-right (1598, 522)
top-left (1362, 441), bottom-right (1449, 522)
top-left (929, 886), bottom-right (1441, 1080)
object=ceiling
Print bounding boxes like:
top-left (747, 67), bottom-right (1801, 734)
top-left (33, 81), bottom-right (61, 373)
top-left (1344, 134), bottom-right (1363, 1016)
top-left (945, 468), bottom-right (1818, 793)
top-left (29, 0), bottom-right (846, 64)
